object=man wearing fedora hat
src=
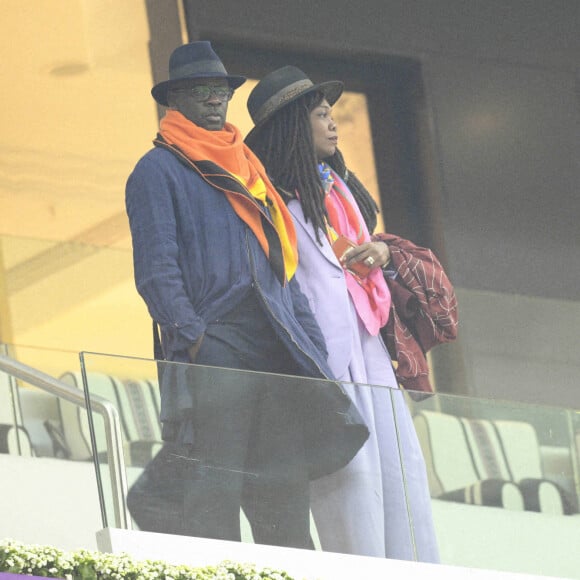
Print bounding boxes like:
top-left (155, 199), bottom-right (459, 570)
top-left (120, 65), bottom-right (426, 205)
top-left (125, 43), bottom-right (367, 548)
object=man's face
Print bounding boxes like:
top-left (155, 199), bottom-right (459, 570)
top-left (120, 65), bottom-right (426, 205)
top-left (168, 78), bottom-right (232, 130)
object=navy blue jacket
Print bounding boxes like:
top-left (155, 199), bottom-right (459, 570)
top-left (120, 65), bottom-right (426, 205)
top-left (125, 144), bottom-right (368, 479)
top-left (126, 146), bottom-right (331, 377)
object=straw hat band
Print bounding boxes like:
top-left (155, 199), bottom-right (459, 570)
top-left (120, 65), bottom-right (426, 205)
top-left (253, 79), bottom-right (315, 125)
top-left (171, 59), bottom-right (228, 80)
top-left (245, 66), bottom-right (343, 142)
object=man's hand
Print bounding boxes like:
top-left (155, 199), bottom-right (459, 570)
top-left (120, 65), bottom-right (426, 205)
top-left (188, 335), bottom-right (205, 362)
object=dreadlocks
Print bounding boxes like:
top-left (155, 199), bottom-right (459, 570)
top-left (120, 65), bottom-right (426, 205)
top-left (246, 90), bottom-right (381, 240)
top-left (327, 148), bottom-right (380, 234)
top-left (246, 91), bottom-right (330, 243)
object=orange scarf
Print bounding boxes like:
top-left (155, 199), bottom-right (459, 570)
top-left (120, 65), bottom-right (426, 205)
top-left (159, 110), bottom-right (298, 281)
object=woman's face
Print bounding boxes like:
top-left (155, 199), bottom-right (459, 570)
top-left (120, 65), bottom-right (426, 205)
top-left (310, 98), bottom-right (338, 160)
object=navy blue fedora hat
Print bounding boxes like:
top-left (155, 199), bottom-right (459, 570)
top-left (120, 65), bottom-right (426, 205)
top-left (151, 41), bottom-right (246, 106)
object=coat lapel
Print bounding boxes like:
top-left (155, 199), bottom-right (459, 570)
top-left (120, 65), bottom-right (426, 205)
top-left (288, 199), bottom-right (342, 271)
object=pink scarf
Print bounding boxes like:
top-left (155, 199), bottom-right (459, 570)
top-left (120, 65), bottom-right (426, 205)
top-left (327, 171), bottom-right (391, 335)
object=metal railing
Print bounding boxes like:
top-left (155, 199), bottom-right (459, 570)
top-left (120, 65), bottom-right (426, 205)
top-left (0, 353), bottom-right (131, 529)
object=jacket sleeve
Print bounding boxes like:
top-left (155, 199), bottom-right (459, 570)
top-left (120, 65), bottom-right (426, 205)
top-left (288, 276), bottom-right (329, 360)
top-left (373, 232), bottom-right (458, 352)
top-left (125, 155), bottom-right (206, 358)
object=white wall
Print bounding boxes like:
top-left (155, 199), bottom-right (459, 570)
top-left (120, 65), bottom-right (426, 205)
top-left (456, 288), bottom-right (580, 410)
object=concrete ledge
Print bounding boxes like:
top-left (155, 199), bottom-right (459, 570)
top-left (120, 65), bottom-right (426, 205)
top-left (97, 527), bottom-right (563, 580)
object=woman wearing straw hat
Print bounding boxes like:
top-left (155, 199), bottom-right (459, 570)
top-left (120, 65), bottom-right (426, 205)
top-left (245, 66), bottom-right (439, 562)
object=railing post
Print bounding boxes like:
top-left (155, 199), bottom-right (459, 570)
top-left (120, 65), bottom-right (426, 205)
top-left (0, 353), bottom-right (131, 530)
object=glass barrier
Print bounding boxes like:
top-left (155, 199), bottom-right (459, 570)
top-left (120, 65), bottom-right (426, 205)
top-left (79, 350), bottom-right (580, 578)
top-left (80, 351), bottom-right (413, 556)
top-left (0, 343), bottom-right (90, 459)
top-left (0, 343), bottom-right (103, 551)
top-left (2, 343), bottom-right (580, 575)
top-left (0, 343), bottom-right (29, 454)
top-left (405, 390), bottom-right (580, 578)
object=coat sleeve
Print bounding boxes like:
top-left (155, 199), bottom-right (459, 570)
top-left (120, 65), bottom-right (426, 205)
top-left (125, 155), bottom-right (206, 358)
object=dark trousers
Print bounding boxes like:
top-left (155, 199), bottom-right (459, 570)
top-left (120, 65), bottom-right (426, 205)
top-left (181, 292), bottom-right (314, 549)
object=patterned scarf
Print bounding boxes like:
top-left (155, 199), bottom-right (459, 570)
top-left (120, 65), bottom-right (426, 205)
top-left (321, 164), bottom-right (391, 335)
top-left (158, 110), bottom-right (298, 282)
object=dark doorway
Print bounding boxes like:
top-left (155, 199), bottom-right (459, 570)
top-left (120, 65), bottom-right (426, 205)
top-left (210, 41), bottom-right (442, 254)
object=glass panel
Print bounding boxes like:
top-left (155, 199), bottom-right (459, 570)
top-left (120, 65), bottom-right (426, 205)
top-left (80, 351), bottom-right (417, 557)
top-left (3, 344), bottom-right (580, 576)
top-left (0, 343), bottom-right (21, 430)
top-left (0, 343), bottom-right (102, 550)
top-left (80, 350), bottom-right (580, 578)
top-left (2, 342), bottom-right (95, 459)
top-left (401, 388), bottom-right (580, 578)
top-left (1, 342), bottom-right (87, 459)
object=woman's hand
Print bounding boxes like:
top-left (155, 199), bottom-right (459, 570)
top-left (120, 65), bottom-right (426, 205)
top-left (342, 241), bottom-right (391, 271)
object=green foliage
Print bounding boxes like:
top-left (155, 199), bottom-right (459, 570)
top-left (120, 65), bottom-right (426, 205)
top-left (0, 539), bottom-right (296, 580)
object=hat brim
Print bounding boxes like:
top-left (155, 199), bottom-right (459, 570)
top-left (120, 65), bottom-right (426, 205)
top-left (152, 74), bottom-right (247, 106)
top-left (245, 79), bottom-right (343, 143)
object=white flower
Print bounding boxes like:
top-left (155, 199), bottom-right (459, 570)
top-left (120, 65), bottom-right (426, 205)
top-left (0, 539), bottom-right (299, 580)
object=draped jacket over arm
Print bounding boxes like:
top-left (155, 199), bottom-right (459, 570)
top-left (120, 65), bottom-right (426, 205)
top-left (373, 232), bottom-right (459, 393)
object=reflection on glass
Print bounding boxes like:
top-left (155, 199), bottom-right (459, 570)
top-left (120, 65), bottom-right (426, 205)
top-left (81, 353), bottom-right (404, 553)
top-left (1, 344), bottom-right (579, 576)
top-left (77, 351), bottom-right (580, 579)
top-left (407, 390), bottom-right (580, 577)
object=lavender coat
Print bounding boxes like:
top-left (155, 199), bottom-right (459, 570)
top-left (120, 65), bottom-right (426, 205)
top-left (287, 196), bottom-right (440, 562)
